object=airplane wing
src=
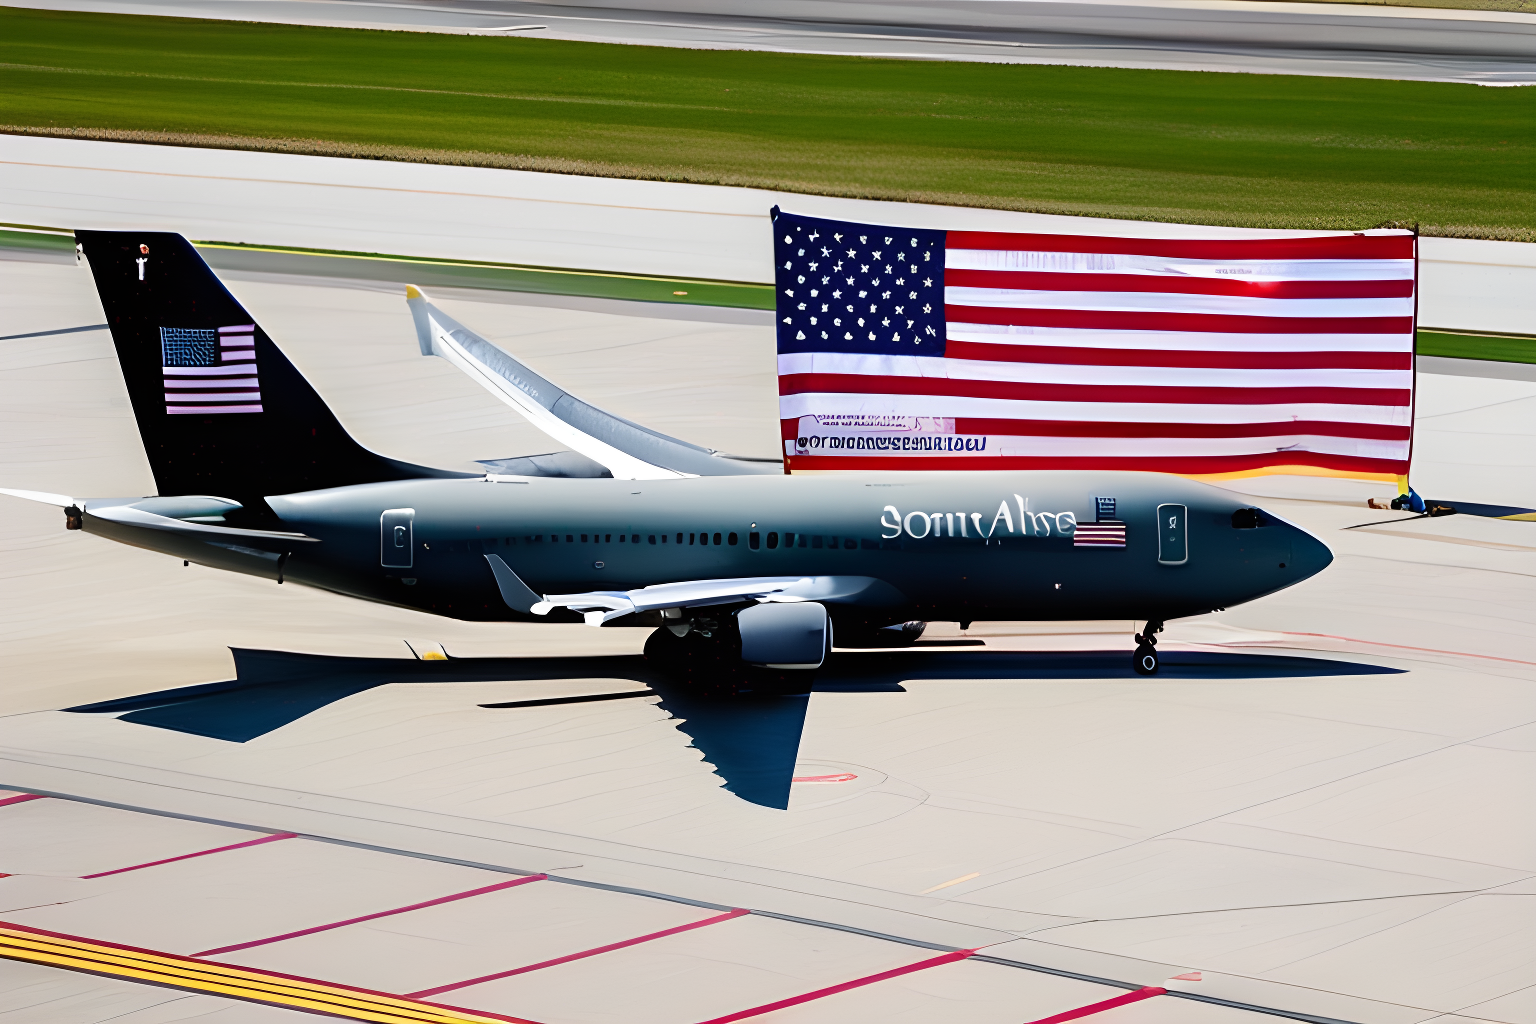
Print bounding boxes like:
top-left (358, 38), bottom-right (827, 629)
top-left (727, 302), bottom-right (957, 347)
top-left (492, 561), bottom-right (905, 626)
top-left (406, 286), bottom-right (781, 481)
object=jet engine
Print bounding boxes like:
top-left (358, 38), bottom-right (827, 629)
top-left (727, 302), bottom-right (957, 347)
top-left (738, 601), bottom-right (829, 670)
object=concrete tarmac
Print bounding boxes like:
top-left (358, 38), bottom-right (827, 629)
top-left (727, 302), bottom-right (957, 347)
top-left (1, 245), bottom-right (1533, 1024)
top-left (12, 0), bottom-right (1536, 83)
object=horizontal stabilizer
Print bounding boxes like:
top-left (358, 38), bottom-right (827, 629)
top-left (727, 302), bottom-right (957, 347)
top-left (406, 286), bottom-right (780, 481)
top-left (87, 501), bottom-right (318, 544)
top-left (0, 487), bottom-right (77, 507)
top-left (532, 575), bottom-right (905, 626)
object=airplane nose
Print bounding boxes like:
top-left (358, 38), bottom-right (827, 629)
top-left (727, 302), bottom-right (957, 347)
top-left (1286, 520), bottom-right (1334, 582)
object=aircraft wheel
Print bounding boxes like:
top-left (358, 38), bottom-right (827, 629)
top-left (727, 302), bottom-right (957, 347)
top-left (1133, 644), bottom-right (1160, 676)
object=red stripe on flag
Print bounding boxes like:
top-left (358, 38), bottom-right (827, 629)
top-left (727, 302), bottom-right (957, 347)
top-left (779, 373), bottom-right (1411, 407)
top-left (945, 232), bottom-right (1414, 261)
top-left (951, 418), bottom-right (1411, 441)
top-left (196, 875), bottom-right (548, 956)
top-left (946, 304), bottom-right (1412, 335)
top-left (785, 452), bottom-right (1409, 475)
top-left (945, 269), bottom-right (1413, 299)
top-left (944, 340), bottom-right (1411, 371)
top-left (690, 949), bottom-right (976, 1024)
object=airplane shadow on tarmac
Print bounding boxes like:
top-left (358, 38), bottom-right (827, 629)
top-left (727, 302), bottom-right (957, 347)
top-left (63, 647), bottom-right (1403, 809)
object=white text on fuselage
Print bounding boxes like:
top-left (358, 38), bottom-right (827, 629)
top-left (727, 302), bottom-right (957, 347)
top-left (881, 496), bottom-right (1077, 540)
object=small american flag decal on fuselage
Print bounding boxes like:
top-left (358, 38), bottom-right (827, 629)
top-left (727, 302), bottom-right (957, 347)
top-left (1074, 521), bottom-right (1127, 547)
top-left (162, 325), bottom-right (261, 414)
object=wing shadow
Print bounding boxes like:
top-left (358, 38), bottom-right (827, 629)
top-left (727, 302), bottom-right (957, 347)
top-left (61, 646), bottom-right (1400, 810)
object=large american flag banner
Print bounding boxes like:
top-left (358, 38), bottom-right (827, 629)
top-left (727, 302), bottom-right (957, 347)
top-left (772, 208), bottom-right (1416, 482)
top-left (161, 324), bottom-right (262, 415)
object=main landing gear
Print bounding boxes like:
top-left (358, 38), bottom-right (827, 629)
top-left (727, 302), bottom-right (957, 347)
top-left (1133, 620), bottom-right (1164, 676)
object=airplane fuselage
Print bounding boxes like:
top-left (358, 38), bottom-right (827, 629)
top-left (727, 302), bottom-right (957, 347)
top-left (86, 470), bottom-right (1331, 629)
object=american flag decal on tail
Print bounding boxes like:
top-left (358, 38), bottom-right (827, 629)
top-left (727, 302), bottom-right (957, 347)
top-left (161, 325), bottom-right (262, 415)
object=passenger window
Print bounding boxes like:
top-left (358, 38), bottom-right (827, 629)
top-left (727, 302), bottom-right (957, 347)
top-left (632, 534), bottom-right (640, 544)
top-left (784, 533), bottom-right (795, 547)
top-left (713, 532), bottom-right (722, 545)
top-left (676, 533), bottom-right (683, 545)
top-left (861, 539), bottom-right (877, 550)
top-left (728, 532), bottom-right (738, 545)
top-left (843, 538), bottom-right (855, 549)
top-left (812, 535), bottom-right (823, 549)
top-left (580, 534), bottom-right (587, 542)
top-left (604, 534), bottom-right (611, 542)
top-left (689, 533), bottom-right (695, 545)
top-left (767, 532), bottom-right (778, 549)
top-left (566, 535), bottom-right (574, 543)
top-left (619, 534), bottom-right (626, 543)
top-left (749, 532), bottom-right (760, 550)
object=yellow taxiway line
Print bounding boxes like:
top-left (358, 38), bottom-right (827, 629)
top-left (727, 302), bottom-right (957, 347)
top-left (0, 921), bottom-right (537, 1024)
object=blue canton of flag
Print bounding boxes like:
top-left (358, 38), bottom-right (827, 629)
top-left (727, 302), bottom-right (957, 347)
top-left (160, 327), bottom-right (219, 367)
top-left (772, 207), bottom-right (946, 357)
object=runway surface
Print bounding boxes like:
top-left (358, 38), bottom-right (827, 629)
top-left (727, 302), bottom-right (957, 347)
top-left (12, 0), bottom-right (1536, 84)
top-left (1, 242), bottom-right (1534, 1024)
top-left (5, 135), bottom-right (1536, 336)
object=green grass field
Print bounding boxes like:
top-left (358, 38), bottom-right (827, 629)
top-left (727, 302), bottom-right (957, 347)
top-left (2, 8), bottom-right (1533, 239)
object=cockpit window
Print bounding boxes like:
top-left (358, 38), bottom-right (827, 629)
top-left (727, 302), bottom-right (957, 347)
top-left (1231, 508), bottom-right (1267, 529)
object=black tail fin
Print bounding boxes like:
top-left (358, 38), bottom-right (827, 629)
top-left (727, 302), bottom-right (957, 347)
top-left (77, 231), bottom-right (465, 509)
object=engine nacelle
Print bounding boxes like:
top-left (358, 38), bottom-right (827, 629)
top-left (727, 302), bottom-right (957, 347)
top-left (738, 601), bottom-right (828, 670)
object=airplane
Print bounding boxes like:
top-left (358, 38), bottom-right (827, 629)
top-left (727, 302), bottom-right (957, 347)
top-left (1, 231), bottom-right (1333, 691)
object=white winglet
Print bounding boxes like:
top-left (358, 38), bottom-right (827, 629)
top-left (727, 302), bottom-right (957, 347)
top-left (407, 286), bottom-right (681, 480)
top-left (405, 286), bottom-right (780, 480)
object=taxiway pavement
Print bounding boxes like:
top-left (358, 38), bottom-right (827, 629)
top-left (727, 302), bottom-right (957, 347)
top-left (1, 244), bottom-right (1533, 1024)
top-left (5, 135), bottom-right (1536, 337)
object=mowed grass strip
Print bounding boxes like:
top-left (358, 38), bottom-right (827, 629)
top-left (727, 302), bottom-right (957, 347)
top-left (1, 7), bottom-right (1532, 237)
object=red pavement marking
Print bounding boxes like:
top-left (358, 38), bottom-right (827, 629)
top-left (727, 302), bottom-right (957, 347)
top-left (0, 918), bottom-right (544, 1024)
top-left (0, 794), bottom-right (45, 808)
top-left (80, 832), bottom-right (297, 879)
top-left (196, 874), bottom-right (548, 956)
top-left (407, 907), bottom-right (750, 999)
top-left (1280, 632), bottom-right (1536, 667)
top-left (690, 949), bottom-right (976, 1024)
top-left (1024, 987), bottom-right (1168, 1024)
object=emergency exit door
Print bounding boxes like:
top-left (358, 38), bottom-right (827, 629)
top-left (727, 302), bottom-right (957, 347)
top-left (1157, 503), bottom-right (1188, 565)
top-left (381, 508), bottom-right (414, 568)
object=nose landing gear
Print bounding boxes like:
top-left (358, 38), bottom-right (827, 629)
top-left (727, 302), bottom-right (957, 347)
top-left (1133, 620), bottom-right (1164, 675)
